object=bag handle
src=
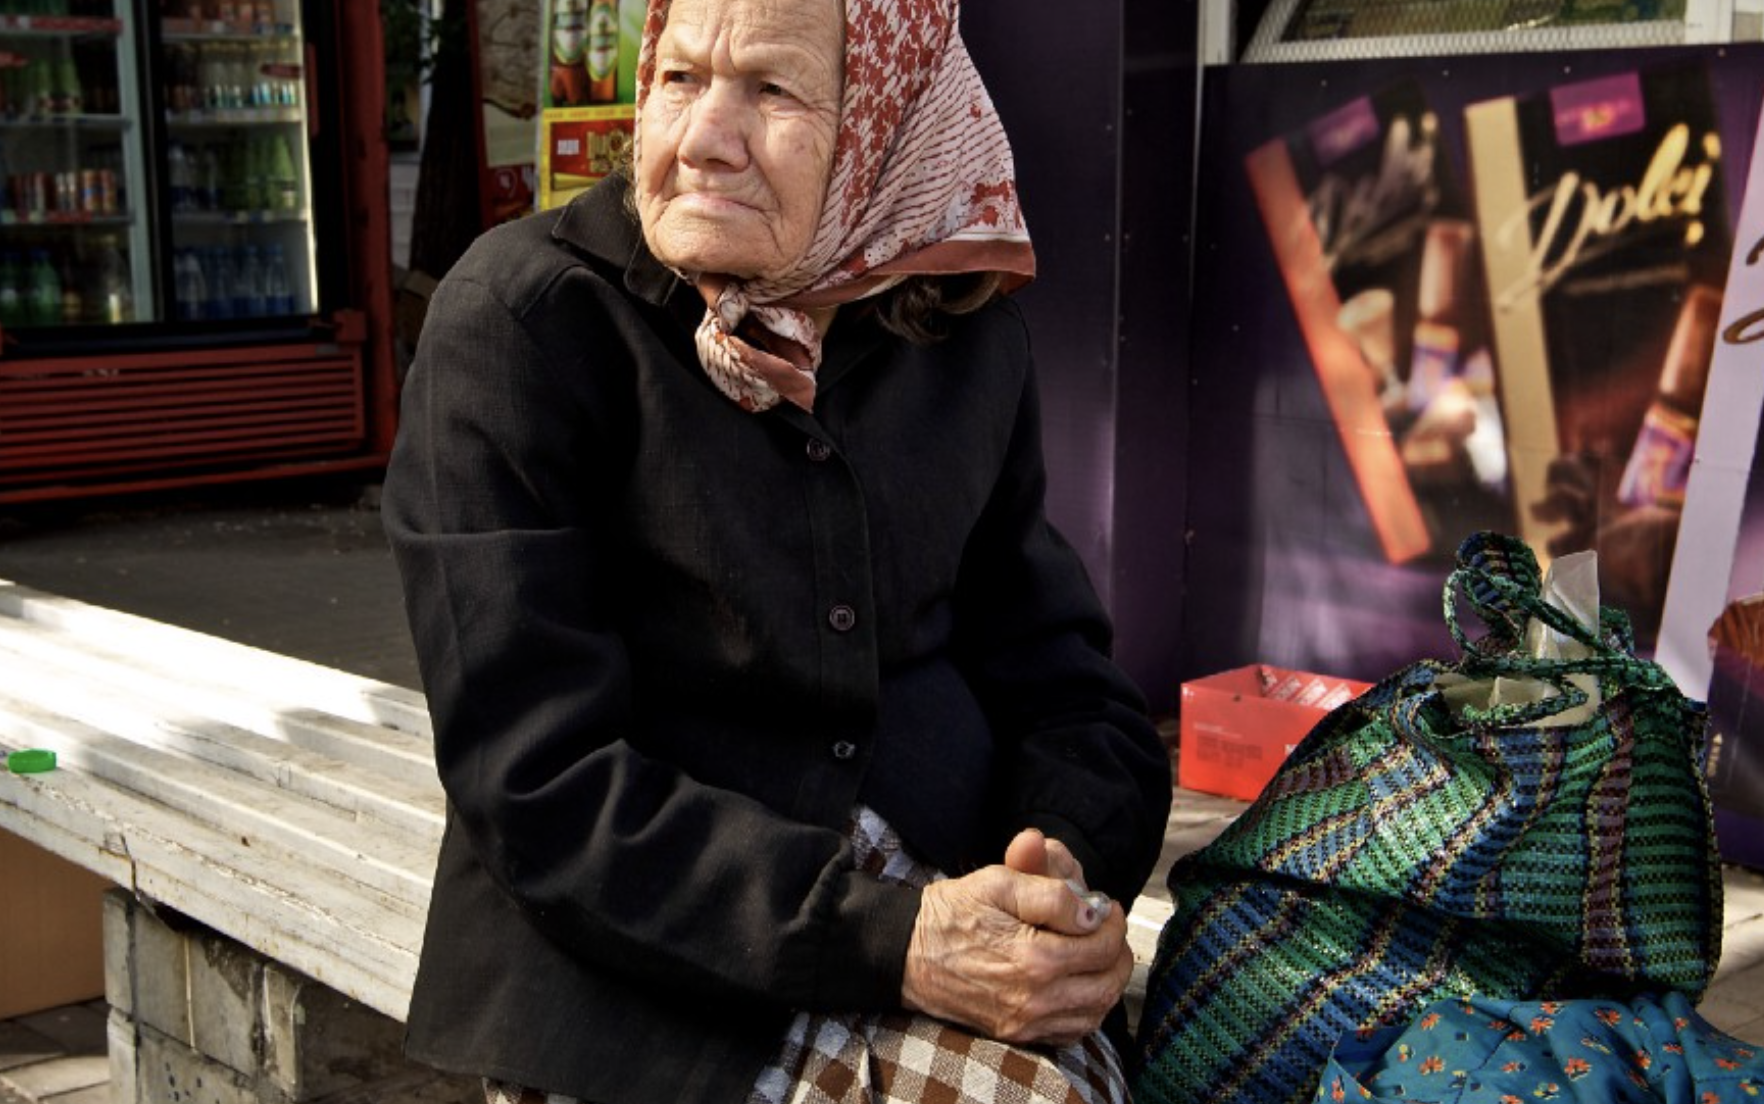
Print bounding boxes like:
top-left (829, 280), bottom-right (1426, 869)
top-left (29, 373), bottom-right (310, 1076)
top-left (1438, 534), bottom-right (1681, 721)
top-left (1443, 532), bottom-right (1597, 652)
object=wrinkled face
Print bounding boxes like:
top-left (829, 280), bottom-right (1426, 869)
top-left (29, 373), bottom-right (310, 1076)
top-left (636, 0), bottom-right (843, 282)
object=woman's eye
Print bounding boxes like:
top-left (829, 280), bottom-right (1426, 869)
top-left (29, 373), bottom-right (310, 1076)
top-left (758, 82), bottom-right (792, 98)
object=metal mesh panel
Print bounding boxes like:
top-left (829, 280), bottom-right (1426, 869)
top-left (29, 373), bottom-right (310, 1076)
top-left (1244, 0), bottom-right (1705, 61)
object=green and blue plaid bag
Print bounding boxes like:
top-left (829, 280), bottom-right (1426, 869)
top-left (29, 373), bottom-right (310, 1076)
top-left (1131, 532), bottom-right (1723, 1104)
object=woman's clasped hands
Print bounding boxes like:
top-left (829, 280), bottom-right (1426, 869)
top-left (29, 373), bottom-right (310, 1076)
top-left (900, 828), bottom-right (1134, 1047)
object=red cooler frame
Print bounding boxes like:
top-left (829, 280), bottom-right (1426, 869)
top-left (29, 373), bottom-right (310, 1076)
top-left (0, 1), bottom-right (395, 504)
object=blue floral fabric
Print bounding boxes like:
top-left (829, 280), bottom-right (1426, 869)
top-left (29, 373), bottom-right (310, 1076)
top-left (1315, 992), bottom-right (1762, 1104)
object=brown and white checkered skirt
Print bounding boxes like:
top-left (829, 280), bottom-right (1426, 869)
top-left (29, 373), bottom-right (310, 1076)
top-left (485, 806), bottom-right (1127, 1104)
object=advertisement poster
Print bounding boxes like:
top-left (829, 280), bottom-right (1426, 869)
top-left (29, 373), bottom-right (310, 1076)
top-left (1182, 43), bottom-right (1764, 690)
top-left (1466, 59), bottom-right (1730, 642)
top-left (471, 0), bottom-right (541, 226)
top-left (1672, 95), bottom-right (1764, 870)
top-left (1244, 79), bottom-right (1511, 565)
top-left (537, 0), bottom-right (642, 210)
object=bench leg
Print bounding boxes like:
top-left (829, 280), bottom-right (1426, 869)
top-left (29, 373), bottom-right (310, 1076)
top-left (103, 890), bottom-right (477, 1104)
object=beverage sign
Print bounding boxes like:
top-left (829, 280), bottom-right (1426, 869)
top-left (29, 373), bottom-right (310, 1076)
top-left (536, 0), bottom-right (640, 210)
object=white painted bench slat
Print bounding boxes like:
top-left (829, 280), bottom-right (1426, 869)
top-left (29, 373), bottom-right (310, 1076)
top-left (0, 643), bottom-right (444, 849)
top-left (0, 691), bottom-right (437, 910)
top-left (0, 609), bottom-right (440, 788)
top-left (0, 745), bottom-right (422, 1021)
top-left (0, 582), bottom-right (431, 737)
top-left (0, 578), bottom-right (437, 1022)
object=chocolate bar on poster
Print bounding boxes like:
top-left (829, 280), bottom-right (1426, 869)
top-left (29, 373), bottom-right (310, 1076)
top-left (1466, 60), bottom-right (1729, 640)
top-left (1247, 80), bottom-right (1514, 565)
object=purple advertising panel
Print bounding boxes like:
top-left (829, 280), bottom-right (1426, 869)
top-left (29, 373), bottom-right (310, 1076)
top-left (1185, 44), bottom-right (1764, 864)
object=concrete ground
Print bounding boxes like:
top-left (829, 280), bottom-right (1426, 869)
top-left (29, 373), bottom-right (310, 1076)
top-left (0, 477), bottom-right (1759, 1102)
top-left (0, 476), bottom-right (419, 690)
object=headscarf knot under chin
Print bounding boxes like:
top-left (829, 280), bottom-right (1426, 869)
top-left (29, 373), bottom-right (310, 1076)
top-left (694, 277), bottom-right (820, 413)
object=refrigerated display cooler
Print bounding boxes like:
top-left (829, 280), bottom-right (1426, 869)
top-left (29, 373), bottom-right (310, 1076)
top-left (0, 0), bottom-right (394, 502)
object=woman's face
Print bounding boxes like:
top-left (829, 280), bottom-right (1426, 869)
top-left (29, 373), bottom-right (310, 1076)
top-left (636, 0), bottom-right (843, 282)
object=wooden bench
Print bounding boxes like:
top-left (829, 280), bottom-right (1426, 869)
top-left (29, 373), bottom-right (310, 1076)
top-left (0, 579), bottom-right (437, 1027)
top-left (0, 578), bottom-right (1233, 1099)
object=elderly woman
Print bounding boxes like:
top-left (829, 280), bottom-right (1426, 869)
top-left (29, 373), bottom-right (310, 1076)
top-left (382, 0), bottom-right (1172, 1101)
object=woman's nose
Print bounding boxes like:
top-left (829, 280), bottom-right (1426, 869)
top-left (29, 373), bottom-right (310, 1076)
top-left (676, 81), bottom-right (751, 171)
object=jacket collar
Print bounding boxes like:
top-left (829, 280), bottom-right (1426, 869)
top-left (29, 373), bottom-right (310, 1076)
top-left (552, 174), bottom-right (683, 309)
top-left (551, 173), bottom-right (890, 407)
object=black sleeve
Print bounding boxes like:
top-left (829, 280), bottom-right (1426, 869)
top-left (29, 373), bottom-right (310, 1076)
top-left (955, 310), bottom-right (1173, 903)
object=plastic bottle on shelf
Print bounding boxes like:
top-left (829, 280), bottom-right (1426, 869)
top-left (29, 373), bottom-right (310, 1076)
top-left (263, 242), bottom-right (291, 313)
top-left (0, 252), bottom-right (23, 329)
top-left (206, 246), bottom-right (236, 319)
top-left (27, 52), bottom-right (54, 118)
top-left (227, 43), bottom-right (248, 110)
top-left (174, 248), bottom-right (206, 320)
top-left (236, 243), bottom-right (265, 316)
top-left (167, 140), bottom-right (192, 211)
top-left (237, 137), bottom-right (257, 211)
top-left (216, 142), bottom-right (238, 212)
top-left (268, 134), bottom-right (296, 212)
top-left (52, 55), bottom-right (80, 115)
top-left (232, 138), bottom-right (250, 211)
top-left (277, 37), bottom-right (299, 106)
top-left (57, 250), bottom-right (82, 323)
top-left (198, 143), bottom-right (220, 211)
top-left (95, 234), bottom-right (130, 322)
top-left (199, 42), bottom-right (224, 111)
top-left (26, 248), bottom-right (59, 326)
top-left (250, 136), bottom-right (272, 211)
top-left (250, 42), bottom-right (274, 107)
top-left (241, 42), bottom-right (259, 107)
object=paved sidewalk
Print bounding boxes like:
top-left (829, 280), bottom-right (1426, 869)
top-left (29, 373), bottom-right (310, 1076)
top-left (0, 477), bottom-right (419, 690)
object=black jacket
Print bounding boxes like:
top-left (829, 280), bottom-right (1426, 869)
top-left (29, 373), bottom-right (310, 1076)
top-left (384, 176), bottom-right (1172, 1103)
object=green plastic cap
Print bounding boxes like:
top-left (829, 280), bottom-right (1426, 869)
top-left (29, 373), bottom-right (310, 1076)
top-left (5, 749), bottom-right (57, 774)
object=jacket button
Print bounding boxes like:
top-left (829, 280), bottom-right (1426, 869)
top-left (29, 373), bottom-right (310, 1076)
top-left (828, 604), bottom-right (857, 632)
top-left (805, 438), bottom-right (833, 462)
top-left (831, 740), bottom-right (858, 761)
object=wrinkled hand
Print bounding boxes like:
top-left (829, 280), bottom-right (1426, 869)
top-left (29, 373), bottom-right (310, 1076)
top-left (900, 829), bottom-right (1132, 1046)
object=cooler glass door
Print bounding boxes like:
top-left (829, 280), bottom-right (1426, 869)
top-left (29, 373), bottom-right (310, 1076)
top-left (0, 0), bottom-right (151, 328)
top-left (157, 0), bottom-right (312, 322)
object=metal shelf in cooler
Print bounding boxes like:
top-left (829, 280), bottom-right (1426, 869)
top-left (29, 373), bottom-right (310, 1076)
top-left (0, 208), bottom-right (131, 226)
top-left (0, 15), bottom-right (123, 36)
top-left (163, 107), bottom-right (301, 127)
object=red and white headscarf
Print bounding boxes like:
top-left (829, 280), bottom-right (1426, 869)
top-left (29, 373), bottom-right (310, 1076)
top-left (634, 0), bottom-right (1036, 413)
